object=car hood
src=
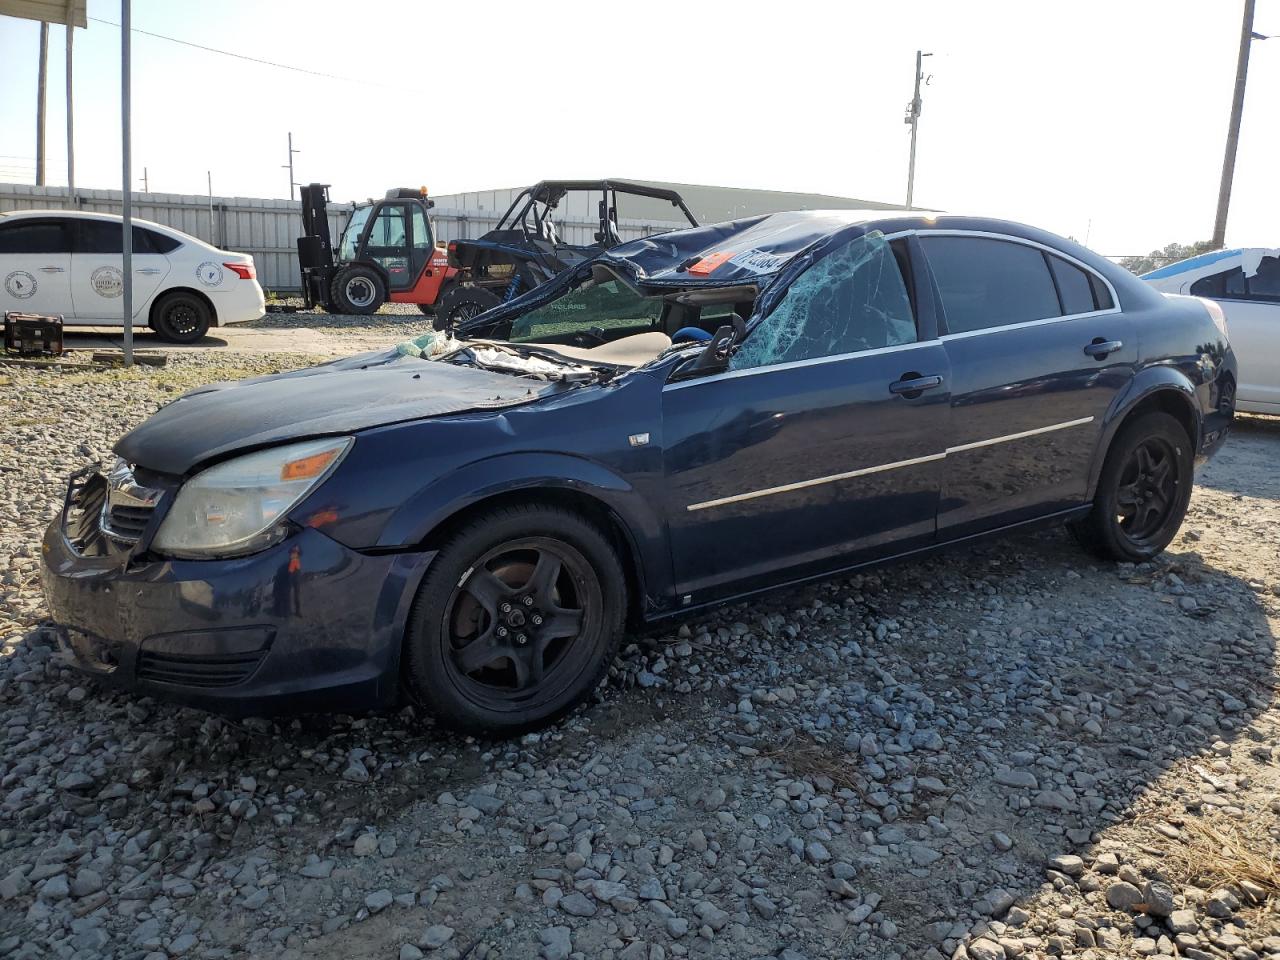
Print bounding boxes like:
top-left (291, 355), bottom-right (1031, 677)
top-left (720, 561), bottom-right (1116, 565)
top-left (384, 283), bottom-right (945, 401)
top-left (114, 350), bottom-right (560, 475)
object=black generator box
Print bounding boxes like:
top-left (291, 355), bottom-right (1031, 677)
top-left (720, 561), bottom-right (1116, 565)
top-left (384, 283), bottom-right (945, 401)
top-left (4, 312), bottom-right (64, 357)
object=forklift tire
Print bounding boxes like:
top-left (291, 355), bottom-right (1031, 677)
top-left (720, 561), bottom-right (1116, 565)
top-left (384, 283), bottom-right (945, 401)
top-left (437, 284), bottom-right (503, 328)
top-left (330, 266), bottom-right (385, 315)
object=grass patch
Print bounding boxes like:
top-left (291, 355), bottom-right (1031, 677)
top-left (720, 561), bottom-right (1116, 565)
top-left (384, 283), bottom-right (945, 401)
top-left (760, 731), bottom-right (862, 793)
top-left (1162, 815), bottom-right (1280, 899)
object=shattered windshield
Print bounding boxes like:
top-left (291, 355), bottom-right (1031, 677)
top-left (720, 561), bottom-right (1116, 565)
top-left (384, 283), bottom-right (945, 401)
top-left (509, 276), bottom-right (663, 344)
top-left (730, 232), bottom-right (915, 369)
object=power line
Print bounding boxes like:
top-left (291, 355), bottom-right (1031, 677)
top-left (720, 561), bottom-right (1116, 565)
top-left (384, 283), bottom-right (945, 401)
top-left (86, 15), bottom-right (380, 86)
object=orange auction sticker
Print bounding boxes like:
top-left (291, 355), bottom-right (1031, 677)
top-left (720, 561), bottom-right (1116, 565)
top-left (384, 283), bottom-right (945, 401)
top-left (688, 250), bottom-right (735, 275)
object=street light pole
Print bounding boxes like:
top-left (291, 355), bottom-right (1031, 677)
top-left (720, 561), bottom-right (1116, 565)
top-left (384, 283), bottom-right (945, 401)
top-left (905, 50), bottom-right (932, 209)
top-left (1211, 0), bottom-right (1258, 249)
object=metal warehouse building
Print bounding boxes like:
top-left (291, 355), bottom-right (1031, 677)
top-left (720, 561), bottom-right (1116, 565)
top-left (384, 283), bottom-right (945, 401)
top-left (427, 179), bottom-right (903, 242)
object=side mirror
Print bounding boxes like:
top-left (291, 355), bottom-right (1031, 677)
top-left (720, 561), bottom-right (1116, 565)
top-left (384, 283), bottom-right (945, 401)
top-left (690, 314), bottom-right (747, 374)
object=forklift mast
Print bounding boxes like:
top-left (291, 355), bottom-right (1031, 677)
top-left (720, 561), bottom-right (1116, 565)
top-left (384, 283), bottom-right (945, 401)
top-left (297, 183), bottom-right (335, 310)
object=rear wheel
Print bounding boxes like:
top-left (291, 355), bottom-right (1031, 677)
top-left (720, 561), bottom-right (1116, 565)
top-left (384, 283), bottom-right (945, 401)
top-left (436, 283), bottom-right (502, 329)
top-left (403, 504), bottom-right (626, 734)
top-left (151, 291), bottom-right (211, 343)
top-left (1071, 411), bottom-right (1193, 562)
top-left (329, 266), bottom-right (384, 315)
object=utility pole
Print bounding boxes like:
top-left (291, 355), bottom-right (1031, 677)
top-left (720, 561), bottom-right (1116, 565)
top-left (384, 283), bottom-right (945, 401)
top-left (65, 17), bottom-right (74, 192)
top-left (904, 50), bottom-right (932, 209)
top-left (208, 170), bottom-right (215, 245)
top-left (1212, 0), bottom-right (1258, 248)
top-left (121, 0), bottom-right (133, 367)
top-left (283, 132), bottom-right (299, 200)
top-left (140, 167), bottom-right (148, 192)
top-left (36, 22), bottom-right (49, 185)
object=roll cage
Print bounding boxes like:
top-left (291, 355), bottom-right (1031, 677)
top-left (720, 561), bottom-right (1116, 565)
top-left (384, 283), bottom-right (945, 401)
top-left (448, 181), bottom-right (700, 294)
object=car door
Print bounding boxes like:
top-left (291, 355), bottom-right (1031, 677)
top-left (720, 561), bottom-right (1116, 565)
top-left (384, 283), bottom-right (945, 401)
top-left (0, 217), bottom-right (73, 317)
top-left (661, 231), bottom-right (950, 601)
top-left (69, 219), bottom-right (172, 322)
top-left (363, 203), bottom-right (415, 292)
top-left (919, 232), bottom-right (1135, 538)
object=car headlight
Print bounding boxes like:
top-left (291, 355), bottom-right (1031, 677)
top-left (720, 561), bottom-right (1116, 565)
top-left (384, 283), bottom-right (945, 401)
top-left (152, 437), bottom-right (352, 559)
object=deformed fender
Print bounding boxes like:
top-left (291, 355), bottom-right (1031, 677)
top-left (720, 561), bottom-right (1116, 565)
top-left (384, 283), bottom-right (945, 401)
top-left (1086, 365), bottom-right (1203, 499)
top-left (376, 451), bottom-right (670, 608)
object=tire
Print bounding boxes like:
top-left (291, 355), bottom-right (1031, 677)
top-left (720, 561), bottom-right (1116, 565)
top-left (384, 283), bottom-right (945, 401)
top-left (1070, 411), bottom-right (1194, 562)
top-left (151, 291), bottom-right (212, 343)
top-left (403, 504), bottom-right (626, 735)
top-left (436, 283), bottom-right (502, 329)
top-left (416, 303), bottom-right (435, 316)
top-left (329, 266), bottom-right (384, 315)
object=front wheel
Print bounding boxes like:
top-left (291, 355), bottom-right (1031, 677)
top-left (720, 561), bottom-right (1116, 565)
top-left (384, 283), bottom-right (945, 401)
top-left (1071, 411), bottom-right (1193, 562)
top-left (402, 504), bottom-right (626, 734)
top-left (329, 266), bottom-right (385, 315)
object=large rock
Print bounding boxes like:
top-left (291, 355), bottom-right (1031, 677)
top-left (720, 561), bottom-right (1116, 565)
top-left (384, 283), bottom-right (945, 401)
top-left (1105, 881), bottom-right (1144, 911)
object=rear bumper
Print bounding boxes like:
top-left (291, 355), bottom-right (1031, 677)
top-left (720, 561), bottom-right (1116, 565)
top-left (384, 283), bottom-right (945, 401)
top-left (212, 281), bottom-right (266, 326)
top-left (41, 520), bottom-right (434, 716)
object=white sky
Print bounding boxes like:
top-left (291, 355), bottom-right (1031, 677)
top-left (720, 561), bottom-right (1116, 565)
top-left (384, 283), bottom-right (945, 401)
top-left (0, 0), bottom-right (1276, 257)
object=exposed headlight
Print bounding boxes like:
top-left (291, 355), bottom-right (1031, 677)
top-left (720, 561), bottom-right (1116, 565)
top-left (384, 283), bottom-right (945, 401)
top-left (152, 437), bottom-right (352, 559)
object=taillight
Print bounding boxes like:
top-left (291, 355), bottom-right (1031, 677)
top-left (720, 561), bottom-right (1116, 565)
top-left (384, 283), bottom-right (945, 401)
top-left (224, 261), bottom-right (256, 280)
top-left (1196, 296), bottom-right (1229, 337)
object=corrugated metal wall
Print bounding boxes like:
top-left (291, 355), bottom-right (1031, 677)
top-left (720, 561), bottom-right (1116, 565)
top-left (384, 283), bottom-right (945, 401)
top-left (0, 183), bottom-right (353, 292)
top-left (0, 183), bottom-right (686, 290)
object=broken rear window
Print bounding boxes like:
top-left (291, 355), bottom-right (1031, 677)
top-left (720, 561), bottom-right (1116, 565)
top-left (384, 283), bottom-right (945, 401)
top-left (730, 232), bottom-right (916, 370)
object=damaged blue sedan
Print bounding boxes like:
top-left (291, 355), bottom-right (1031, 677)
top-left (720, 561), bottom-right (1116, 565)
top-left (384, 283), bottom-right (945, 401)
top-left (42, 210), bottom-right (1236, 732)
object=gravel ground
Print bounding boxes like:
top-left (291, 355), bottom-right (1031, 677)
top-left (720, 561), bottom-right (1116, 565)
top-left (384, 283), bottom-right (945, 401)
top-left (1, 351), bottom-right (1278, 960)
top-left (245, 298), bottom-right (439, 338)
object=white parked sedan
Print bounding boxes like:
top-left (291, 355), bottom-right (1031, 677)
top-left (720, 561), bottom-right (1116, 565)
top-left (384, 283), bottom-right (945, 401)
top-left (0, 210), bottom-right (264, 342)
top-left (1142, 247), bottom-right (1280, 415)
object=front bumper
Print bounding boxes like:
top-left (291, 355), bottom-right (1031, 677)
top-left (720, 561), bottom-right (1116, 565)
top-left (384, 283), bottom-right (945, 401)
top-left (41, 516), bottom-right (434, 716)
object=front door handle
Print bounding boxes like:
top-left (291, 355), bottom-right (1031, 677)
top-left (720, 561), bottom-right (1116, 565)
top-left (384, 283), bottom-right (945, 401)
top-left (39, 266), bottom-right (65, 273)
top-left (889, 373), bottom-right (944, 398)
top-left (136, 268), bottom-right (161, 275)
top-left (1084, 338), bottom-right (1123, 359)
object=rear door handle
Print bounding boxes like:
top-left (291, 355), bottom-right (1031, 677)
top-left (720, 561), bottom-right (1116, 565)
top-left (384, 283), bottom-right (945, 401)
top-left (39, 266), bottom-right (65, 273)
top-left (1084, 338), bottom-right (1123, 359)
top-left (889, 374), bottom-right (944, 397)
top-left (136, 268), bottom-right (161, 275)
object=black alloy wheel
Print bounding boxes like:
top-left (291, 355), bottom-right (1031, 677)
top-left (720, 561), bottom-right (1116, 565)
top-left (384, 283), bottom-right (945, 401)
top-left (1114, 437), bottom-right (1178, 542)
top-left (403, 505), bottom-right (625, 733)
top-left (445, 537), bottom-right (595, 700)
top-left (1071, 411), bottom-right (1193, 562)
